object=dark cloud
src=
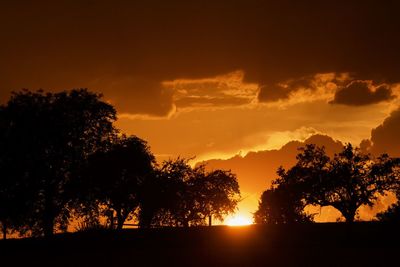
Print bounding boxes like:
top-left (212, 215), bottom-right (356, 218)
top-left (257, 84), bottom-right (290, 102)
top-left (369, 108), bottom-right (400, 157)
top-left (174, 96), bottom-right (250, 109)
top-left (330, 81), bottom-right (394, 106)
top-left (1, 0), bottom-right (400, 115)
top-left (257, 73), bottom-right (345, 103)
top-left (257, 75), bottom-right (328, 103)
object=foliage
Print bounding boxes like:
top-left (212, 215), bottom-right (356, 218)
top-left (194, 168), bottom-right (241, 224)
top-left (139, 158), bottom-right (240, 227)
top-left (254, 171), bottom-right (314, 224)
top-left (0, 89), bottom-right (244, 236)
top-left (79, 135), bottom-right (155, 230)
top-left (74, 219), bottom-right (108, 233)
top-left (255, 143), bottom-right (399, 223)
top-left (299, 144), bottom-right (397, 222)
top-left (376, 176), bottom-right (400, 222)
top-left (0, 89), bottom-right (116, 236)
top-left (0, 152), bottom-right (29, 238)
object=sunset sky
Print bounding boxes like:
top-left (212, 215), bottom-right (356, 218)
top-left (2, 0), bottom-right (400, 222)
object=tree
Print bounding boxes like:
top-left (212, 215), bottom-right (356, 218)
top-left (254, 168), bottom-right (314, 224)
top-left (149, 158), bottom-right (202, 227)
top-left (81, 135), bottom-right (155, 230)
top-left (138, 158), bottom-right (240, 227)
top-left (0, 89), bottom-right (116, 236)
top-left (302, 144), bottom-right (397, 222)
top-left (376, 164), bottom-right (400, 222)
top-left (268, 144), bottom-right (398, 223)
top-left (138, 158), bottom-right (194, 228)
top-left (192, 168), bottom-right (240, 226)
top-left (0, 153), bottom-right (29, 239)
top-left (255, 144), bottom-right (398, 224)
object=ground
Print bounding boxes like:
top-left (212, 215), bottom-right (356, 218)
top-left (1, 223), bottom-right (399, 267)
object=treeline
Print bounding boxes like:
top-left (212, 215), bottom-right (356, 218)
top-left (0, 89), bottom-right (240, 239)
top-left (254, 144), bottom-right (400, 223)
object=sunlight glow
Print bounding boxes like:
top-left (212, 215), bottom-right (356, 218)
top-left (225, 214), bottom-right (253, 226)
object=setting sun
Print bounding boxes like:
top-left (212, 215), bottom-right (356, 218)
top-left (225, 214), bottom-right (253, 226)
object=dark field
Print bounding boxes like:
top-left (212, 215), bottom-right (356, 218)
top-left (1, 223), bottom-right (399, 267)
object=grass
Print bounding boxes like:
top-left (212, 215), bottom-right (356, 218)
top-left (1, 223), bottom-right (399, 267)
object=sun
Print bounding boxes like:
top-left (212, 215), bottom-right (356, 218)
top-left (225, 214), bottom-right (253, 226)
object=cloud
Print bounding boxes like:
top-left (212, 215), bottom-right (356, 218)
top-left (257, 72), bottom-right (346, 106)
top-left (2, 1), bottom-right (400, 115)
top-left (330, 80), bottom-right (394, 106)
top-left (97, 77), bottom-right (175, 117)
top-left (258, 84), bottom-right (291, 102)
top-left (368, 108), bottom-right (400, 157)
top-left (243, 126), bottom-right (322, 152)
top-left (115, 70), bottom-right (259, 118)
top-left (258, 74), bottom-right (397, 108)
top-left (200, 134), bottom-right (344, 194)
top-left (193, 126), bottom-right (323, 164)
top-left (162, 70), bottom-right (258, 111)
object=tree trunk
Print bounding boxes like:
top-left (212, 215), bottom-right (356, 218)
top-left (43, 215), bottom-right (54, 237)
top-left (2, 222), bottom-right (6, 240)
top-left (139, 207), bottom-right (153, 228)
top-left (109, 211), bottom-right (115, 230)
top-left (343, 208), bottom-right (357, 223)
top-left (208, 215), bottom-right (212, 226)
top-left (344, 214), bottom-right (354, 223)
top-left (43, 187), bottom-right (55, 237)
top-left (116, 209), bottom-right (124, 230)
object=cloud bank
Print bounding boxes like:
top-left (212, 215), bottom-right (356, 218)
top-left (2, 1), bottom-right (400, 116)
top-left (330, 80), bottom-right (394, 106)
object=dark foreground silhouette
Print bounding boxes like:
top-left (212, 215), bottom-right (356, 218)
top-left (1, 223), bottom-right (399, 267)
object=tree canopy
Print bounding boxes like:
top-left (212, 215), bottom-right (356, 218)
top-left (0, 89), bottom-right (116, 236)
top-left (79, 135), bottom-right (155, 230)
top-left (0, 89), bottom-right (242, 237)
top-left (255, 144), bottom-right (399, 223)
top-left (139, 158), bottom-right (241, 227)
top-left (254, 167), bottom-right (314, 224)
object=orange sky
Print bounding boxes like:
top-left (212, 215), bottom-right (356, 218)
top-left (2, 0), bottom-right (400, 222)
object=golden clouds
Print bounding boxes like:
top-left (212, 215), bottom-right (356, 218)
top-left (163, 70), bottom-right (258, 111)
top-left (230, 126), bottom-right (323, 158)
top-left (165, 71), bottom-right (345, 112)
top-left (112, 71), bottom-right (399, 120)
top-left (258, 73), bottom-right (341, 107)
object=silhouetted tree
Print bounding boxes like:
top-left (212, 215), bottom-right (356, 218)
top-left (300, 144), bottom-right (397, 222)
top-left (151, 158), bottom-right (202, 227)
top-left (192, 168), bottom-right (240, 226)
top-left (376, 165), bottom-right (400, 222)
top-left (81, 135), bottom-right (155, 230)
top-left (138, 158), bottom-right (240, 227)
top-left (263, 144), bottom-right (398, 223)
top-left (0, 89), bottom-right (116, 236)
top-left (0, 152), bottom-right (29, 239)
top-left (254, 167), bottom-right (314, 224)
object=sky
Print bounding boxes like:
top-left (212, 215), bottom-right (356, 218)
top-left (2, 0), bottom-right (400, 222)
